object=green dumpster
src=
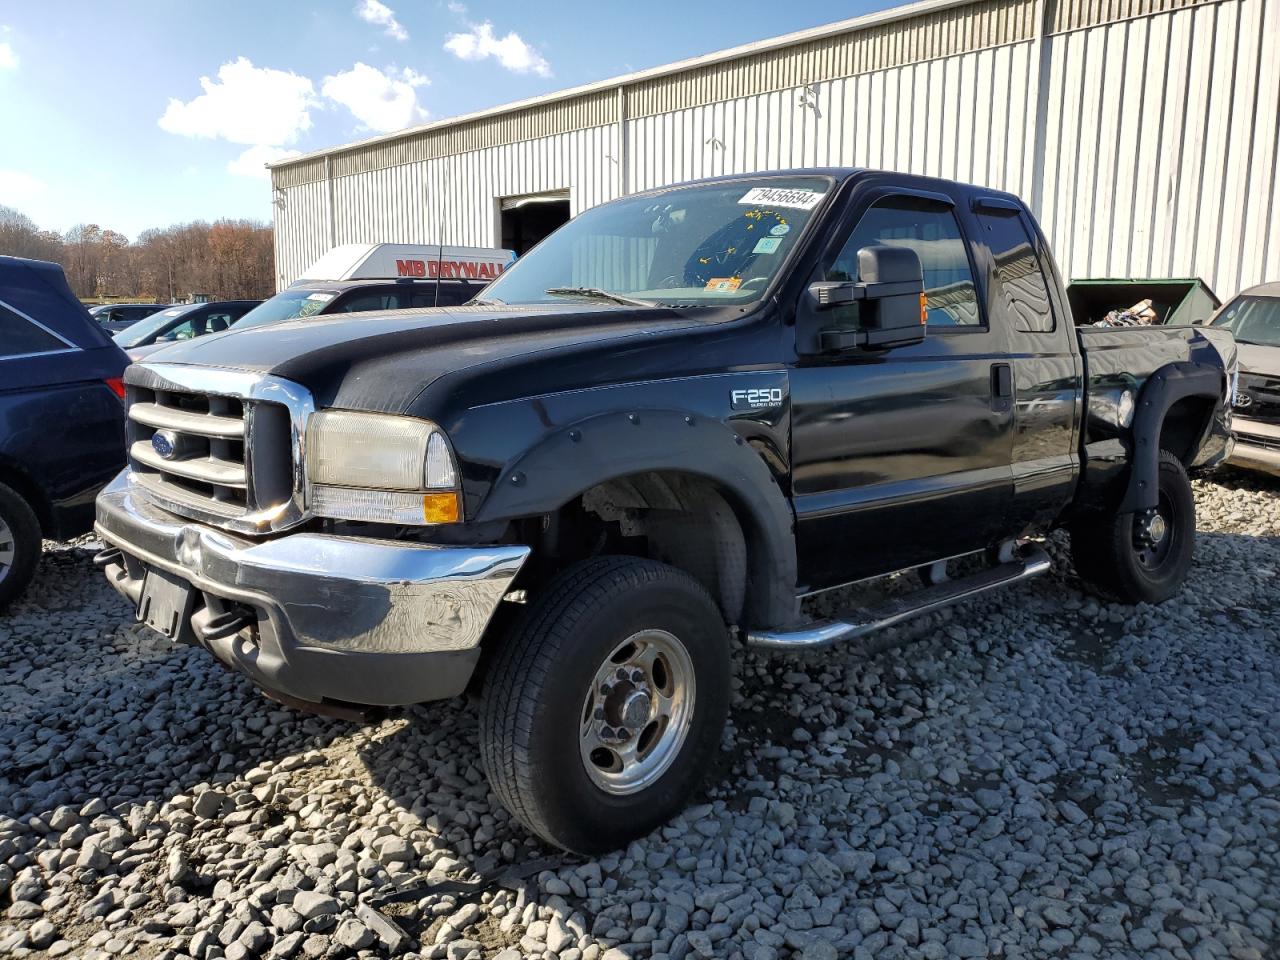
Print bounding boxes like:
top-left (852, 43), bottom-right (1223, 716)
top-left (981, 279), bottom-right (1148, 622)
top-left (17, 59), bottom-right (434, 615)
top-left (1067, 277), bottom-right (1221, 327)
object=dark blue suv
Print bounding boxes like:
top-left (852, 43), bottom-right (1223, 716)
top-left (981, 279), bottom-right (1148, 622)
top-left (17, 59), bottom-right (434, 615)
top-left (0, 256), bottom-right (128, 608)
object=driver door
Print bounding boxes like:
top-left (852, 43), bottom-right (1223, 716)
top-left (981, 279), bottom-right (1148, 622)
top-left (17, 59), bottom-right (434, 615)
top-left (789, 184), bottom-right (1015, 590)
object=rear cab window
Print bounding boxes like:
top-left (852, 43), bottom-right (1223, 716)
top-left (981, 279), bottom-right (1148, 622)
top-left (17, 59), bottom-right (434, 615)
top-left (974, 202), bottom-right (1056, 333)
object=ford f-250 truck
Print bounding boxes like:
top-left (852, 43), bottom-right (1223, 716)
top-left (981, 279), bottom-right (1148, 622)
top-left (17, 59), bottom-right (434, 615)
top-left (94, 169), bottom-right (1236, 853)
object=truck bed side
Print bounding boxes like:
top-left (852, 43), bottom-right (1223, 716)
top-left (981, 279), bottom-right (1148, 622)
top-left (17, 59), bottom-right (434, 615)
top-left (1073, 324), bottom-right (1235, 515)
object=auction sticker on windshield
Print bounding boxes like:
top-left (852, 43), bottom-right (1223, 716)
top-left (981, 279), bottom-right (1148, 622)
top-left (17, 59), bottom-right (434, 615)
top-left (738, 187), bottom-right (826, 210)
top-left (705, 277), bottom-right (742, 293)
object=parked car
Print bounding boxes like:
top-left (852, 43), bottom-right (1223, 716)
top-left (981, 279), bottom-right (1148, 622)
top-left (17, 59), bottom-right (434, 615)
top-left (1205, 282), bottom-right (1280, 475)
top-left (87, 302), bottom-right (171, 334)
top-left (0, 256), bottom-right (128, 608)
top-left (114, 300), bottom-right (261, 360)
top-left (94, 169), bottom-right (1236, 853)
top-left (229, 243), bottom-right (514, 332)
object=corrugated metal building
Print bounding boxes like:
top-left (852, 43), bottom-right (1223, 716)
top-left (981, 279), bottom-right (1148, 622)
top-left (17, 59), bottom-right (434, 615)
top-left (269, 0), bottom-right (1280, 299)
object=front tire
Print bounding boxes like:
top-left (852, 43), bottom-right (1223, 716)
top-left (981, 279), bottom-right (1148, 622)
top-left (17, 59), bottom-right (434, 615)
top-left (0, 481), bottom-right (41, 611)
top-left (1070, 450), bottom-right (1195, 604)
top-left (479, 556), bottom-right (730, 854)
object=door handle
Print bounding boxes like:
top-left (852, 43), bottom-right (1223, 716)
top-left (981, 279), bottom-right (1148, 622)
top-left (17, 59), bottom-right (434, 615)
top-left (991, 363), bottom-right (1012, 412)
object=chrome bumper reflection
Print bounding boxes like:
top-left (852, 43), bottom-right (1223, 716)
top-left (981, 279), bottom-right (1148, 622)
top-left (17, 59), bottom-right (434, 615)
top-left (95, 472), bottom-right (529, 654)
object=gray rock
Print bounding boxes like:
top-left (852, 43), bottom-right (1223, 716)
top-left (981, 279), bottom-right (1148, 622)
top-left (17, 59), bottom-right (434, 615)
top-left (193, 790), bottom-right (227, 820)
top-left (334, 918), bottom-right (373, 951)
top-left (291, 891), bottom-right (340, 920)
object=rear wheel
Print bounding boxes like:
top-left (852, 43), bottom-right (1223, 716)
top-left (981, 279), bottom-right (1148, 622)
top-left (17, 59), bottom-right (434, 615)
top-left (0, 482), bottom-right (42, 611)
top-left (1070, 450), bottom-right (1195, 604)
top-left (478, 556), bottom-right (730, 854)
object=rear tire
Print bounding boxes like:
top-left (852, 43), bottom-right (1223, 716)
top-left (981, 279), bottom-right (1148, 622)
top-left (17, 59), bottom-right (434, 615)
top-left (478, 556), bottom-right (730, 854)
top-left (0, 482), bottom-right (42, 611)
top-left (1070, 450), bottom-right (1195, 605)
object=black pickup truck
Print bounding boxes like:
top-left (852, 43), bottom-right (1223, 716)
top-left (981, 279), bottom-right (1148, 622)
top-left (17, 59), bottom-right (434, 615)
top-left (95, 169), bottom-right (1236, 853)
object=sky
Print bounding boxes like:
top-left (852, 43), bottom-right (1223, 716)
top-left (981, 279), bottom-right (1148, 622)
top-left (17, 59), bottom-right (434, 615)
top-left (0, 0), bottom-right (903, 240)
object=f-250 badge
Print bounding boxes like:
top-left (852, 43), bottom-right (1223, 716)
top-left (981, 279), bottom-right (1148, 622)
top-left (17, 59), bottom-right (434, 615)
top-left (730, 386), bottom-right (785, 411)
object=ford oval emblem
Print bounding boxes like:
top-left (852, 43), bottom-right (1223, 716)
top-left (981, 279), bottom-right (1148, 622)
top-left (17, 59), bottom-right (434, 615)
top-left (151, 430), bottom-right (178, 460)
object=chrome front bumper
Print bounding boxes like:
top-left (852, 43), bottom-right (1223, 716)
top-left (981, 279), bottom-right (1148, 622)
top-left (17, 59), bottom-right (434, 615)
top-left (95, 473), bottom-right (529, 707)
top-left (1229, 428), bottom-right (1280, 477)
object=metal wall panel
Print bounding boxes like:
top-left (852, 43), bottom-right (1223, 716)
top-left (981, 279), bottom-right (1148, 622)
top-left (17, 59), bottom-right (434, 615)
top-left (625, 0), bottom-right (1034, 118)
top-left (1049, 0), bottom-right (1213, 34)
top-left (1040, 0), bottom-right (1279, 295)
top-left (271, 125), bottom-right (622, 286)
top-left (272, 0), bottom-right (1276, 299)
top-left (626, 42), bottom-right (1039, 204)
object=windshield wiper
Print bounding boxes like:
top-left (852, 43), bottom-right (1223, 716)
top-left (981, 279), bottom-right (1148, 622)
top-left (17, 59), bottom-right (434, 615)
top-left (544, 286), bottom-right (653, 307)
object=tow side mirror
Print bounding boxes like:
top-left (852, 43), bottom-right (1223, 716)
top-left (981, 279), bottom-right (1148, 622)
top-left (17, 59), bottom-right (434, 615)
top-left (807, 245), bottom-right (927, 351)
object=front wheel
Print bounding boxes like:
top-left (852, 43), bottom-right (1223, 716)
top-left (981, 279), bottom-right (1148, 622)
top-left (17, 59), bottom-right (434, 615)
top-left (1070, 450), bottom-right (1195, 605)
top-left (478, 556), bottom-right (730, 854)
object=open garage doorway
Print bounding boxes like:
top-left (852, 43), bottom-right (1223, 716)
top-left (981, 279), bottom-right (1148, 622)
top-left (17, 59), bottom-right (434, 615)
top-left (500, 191), bottom-right (571, 255)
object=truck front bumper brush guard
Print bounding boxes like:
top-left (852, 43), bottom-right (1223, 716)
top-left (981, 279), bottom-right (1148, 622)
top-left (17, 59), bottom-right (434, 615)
top-left (94, 472), bottom-right (529, 707)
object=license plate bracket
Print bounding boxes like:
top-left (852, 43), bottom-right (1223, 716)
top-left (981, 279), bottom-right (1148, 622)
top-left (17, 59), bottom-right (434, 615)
top-left (137, 568), bottom-right (195, 641)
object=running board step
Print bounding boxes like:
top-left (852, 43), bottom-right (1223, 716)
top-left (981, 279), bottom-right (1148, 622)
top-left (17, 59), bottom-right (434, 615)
top-left (747, 543), bottom-right (1051, 651)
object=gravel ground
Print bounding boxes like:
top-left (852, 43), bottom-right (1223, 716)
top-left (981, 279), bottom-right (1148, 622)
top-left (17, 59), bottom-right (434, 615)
top-left (1, 469), bottom-right (1278, 960)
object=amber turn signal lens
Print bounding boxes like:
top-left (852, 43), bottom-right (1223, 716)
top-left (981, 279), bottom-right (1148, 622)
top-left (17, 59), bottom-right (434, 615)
top-left (422, 492), bottom-right (461, 524)
top-left (919, 293), bottom-right (928, 325)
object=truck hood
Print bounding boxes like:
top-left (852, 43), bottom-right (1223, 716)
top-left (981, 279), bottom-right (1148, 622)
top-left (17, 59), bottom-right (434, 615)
top-left (139, 302), bottom-right (714, 412)
top-left (1236, 341), bottom-right (1280, 376)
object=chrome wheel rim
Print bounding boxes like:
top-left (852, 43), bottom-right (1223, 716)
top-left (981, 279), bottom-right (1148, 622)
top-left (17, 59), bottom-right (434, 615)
top-left (579, 629), bottom-right (696, 796)
top-left (0, 514), bottom-right (13, 583)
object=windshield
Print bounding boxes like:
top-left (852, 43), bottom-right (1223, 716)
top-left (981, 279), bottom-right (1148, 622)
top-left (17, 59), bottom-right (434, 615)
top-left (1211, 295), bottom-right (1280, 347)
top-left (113, 305), bottom-right (197, 348)
top-left (234, 289), bottom-right (337, 331)
top-left (482, 176), bottom-right (832, 307)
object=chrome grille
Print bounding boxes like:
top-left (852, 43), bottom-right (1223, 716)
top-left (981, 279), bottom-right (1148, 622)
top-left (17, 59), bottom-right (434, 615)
top-left (123, 364), bottom-right (314, 534)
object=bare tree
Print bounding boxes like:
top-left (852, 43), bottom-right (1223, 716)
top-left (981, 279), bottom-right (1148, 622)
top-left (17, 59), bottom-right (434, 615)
top-left (0, 205), bottom-right (276, 301)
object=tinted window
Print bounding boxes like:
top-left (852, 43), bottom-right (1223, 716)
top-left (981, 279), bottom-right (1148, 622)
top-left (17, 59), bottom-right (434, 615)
top-left (0, 303), bottom-right (67, 357)
top-left (827, 196), bottom-right (981, 329)
top-left (975, 208), bottom-right (1055, 333)
top-left (336, 290), bottom-right (405, 313)
top-left (412, 284), bottom-right (480, 308)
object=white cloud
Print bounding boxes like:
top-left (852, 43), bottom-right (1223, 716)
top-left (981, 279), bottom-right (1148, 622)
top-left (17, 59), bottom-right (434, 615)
top-left (0, 41), bottom-right (17, 71)
top-left (322, 63), bottom-right (428, 133)
top-left (0, 170), bottom-right (46, 204)
top-left (444, 21), bottom-right (550, 77)
top-left (355, 0), bottom-right (407, 41)
top-left (158, 57), bottom-right (317, 147)
top-left (228, 144), bottom-right (303, 179)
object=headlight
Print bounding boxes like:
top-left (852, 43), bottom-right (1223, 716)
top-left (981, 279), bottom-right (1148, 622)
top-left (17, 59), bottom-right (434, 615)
top-left (306, 411), bottom-right (461, 524)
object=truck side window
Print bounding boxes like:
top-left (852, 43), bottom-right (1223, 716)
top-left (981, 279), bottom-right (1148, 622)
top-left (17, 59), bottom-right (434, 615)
top-left (975, 208), bottom-right (1055, 333)
top-left (826, 196), bottom-right (981, 330)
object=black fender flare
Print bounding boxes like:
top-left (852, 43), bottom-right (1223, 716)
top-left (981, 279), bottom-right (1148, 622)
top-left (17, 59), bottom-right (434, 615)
top-left (1119, 361), bottom-right (1223, 514)
top-left (474, 408), bottom-right (798, 629)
